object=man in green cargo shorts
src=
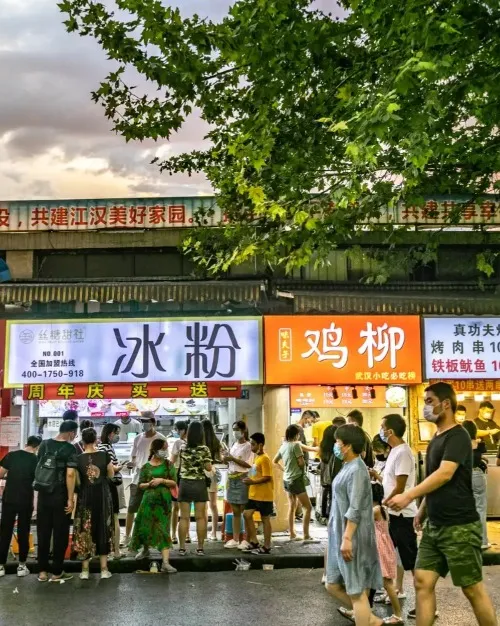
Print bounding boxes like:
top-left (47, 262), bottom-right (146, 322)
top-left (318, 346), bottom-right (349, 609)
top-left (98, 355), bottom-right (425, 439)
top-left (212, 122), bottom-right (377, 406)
top-left (387, 382), bottom-right (497, 626)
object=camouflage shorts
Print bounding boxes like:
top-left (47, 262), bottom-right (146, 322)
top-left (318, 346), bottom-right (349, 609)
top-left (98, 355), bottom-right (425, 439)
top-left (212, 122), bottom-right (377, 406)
top-left (415, 520), bottom-right (483, 588)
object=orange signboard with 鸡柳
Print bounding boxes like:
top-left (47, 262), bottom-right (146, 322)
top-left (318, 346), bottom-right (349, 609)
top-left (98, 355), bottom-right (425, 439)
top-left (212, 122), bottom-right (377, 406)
top-left (264, 315), bottom-right (422, 385)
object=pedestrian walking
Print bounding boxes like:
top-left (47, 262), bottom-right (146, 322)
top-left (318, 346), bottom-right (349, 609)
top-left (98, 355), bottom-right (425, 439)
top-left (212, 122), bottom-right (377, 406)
top-left (202, 419), bottom-right (226, 541)
top-left (170, 420), bottom-right (191, 545)
top-left (73, 428), bottom-right (114, 580)
top-left (223, 421), bottom-right (253, 549)
top-left (462, 419), bottom-right (489, 549)
top-left (319, 425), bottom-right (342, 520)
top-left (178, 421), bottom-right (212, 556)
top-left (387, 382), bottom-right (497, 626)
top-left (129, 439), bottom-right (177, 573)
top-left (125, 413), bottom-right (166, 550)
top-left (98, 423), bottom-right (126, 559)
top-left (242, 432), bottom-right (274, 554)
top-left (326, 424), bottom-right (384, 626)
top-left (380, 413), bottom-right (419, 608)
top-left (0, 435), bottom-right (41, 578)
top-left (273, 424), bottom-right (312, 541)
top-left (74, 419), bottom-right (94, 455)
top-left (35, 420), bottom-right (78, 583)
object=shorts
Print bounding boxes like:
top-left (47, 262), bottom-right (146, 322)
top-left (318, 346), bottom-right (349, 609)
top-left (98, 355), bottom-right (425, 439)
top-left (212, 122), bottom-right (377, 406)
top-left (245, 499), bottom-right (274, 517)
top-left (389, 514), bottom-right (418, 571)
top-left (283, 477), bottom-right (306, 495)
top-left (226, 476), bottom-right (249, 505)
top-left (128, 483), bottom-right (144, 514)
top-left (178, 478), bottom-right (208, 503)
top-left (415, 520), bottom-right (483, 588)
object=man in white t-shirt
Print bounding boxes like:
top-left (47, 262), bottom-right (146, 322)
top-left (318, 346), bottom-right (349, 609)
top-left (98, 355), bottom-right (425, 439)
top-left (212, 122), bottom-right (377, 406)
top-left (114, 415), bottom-right (142, 442)
top-left (125, 413), bottom-right (165, 554)
top-left (381, 413), bottom-right (418, 602)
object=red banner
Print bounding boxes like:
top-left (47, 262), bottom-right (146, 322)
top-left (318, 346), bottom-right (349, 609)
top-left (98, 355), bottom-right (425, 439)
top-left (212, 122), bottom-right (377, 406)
top-left (23, 381), bottom-right (241, 401)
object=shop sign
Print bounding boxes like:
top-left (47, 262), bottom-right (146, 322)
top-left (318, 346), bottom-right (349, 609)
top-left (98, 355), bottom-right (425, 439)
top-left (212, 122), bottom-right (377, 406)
top-left (424, 317), bottom-right (500, 379)
top-left (429, 379), bottom-right (500, 392)
top-left (290, 385), bottom-right (391, 409)
top-left (264, 315), bottom-right (421, 385)
top-left (23, 381), bottom-right (242, 401)
top-left (6, 318), bottom-right (262, 387)
top-left (0, 197), bottom-right (223, 232)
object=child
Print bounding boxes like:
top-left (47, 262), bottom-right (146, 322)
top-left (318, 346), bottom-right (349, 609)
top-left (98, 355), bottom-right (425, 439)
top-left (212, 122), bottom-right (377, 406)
top-left (372, 482), bottom-right (403, 625)
top-left (242, 432), bottom-right (274, 554)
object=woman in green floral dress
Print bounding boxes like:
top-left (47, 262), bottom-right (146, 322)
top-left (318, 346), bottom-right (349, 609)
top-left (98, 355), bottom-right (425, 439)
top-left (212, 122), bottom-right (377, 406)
top-left (130, 439), bottom-right (177, 573)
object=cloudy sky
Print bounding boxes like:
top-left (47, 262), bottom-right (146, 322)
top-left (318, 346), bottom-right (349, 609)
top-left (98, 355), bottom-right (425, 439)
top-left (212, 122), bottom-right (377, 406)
top-left (0, 0), bottom-right (337, 201)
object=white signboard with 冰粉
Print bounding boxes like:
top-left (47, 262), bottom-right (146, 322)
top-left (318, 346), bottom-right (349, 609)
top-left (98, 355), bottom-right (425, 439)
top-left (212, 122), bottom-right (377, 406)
top-left (423, 317), bottom-right (500, 379)
top-left (4, 318), bottom-right (262, 387)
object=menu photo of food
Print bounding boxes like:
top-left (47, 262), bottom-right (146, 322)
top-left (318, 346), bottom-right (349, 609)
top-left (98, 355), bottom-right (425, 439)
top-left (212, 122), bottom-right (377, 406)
top-left (39, 397), bottom-right (209, 417)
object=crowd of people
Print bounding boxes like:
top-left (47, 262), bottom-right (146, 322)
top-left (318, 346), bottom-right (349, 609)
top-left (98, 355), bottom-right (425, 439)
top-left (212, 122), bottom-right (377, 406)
top-left (0, 382), bottom-right (498, 625)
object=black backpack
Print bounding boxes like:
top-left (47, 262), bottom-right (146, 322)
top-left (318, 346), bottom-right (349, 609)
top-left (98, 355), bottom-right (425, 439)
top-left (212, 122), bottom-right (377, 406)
top-left (33, 441), bottom-right (61, 493)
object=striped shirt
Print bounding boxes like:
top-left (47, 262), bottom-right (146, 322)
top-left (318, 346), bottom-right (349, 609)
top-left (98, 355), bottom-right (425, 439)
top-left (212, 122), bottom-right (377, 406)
top-left (97, 442), bottom-right (119, 466)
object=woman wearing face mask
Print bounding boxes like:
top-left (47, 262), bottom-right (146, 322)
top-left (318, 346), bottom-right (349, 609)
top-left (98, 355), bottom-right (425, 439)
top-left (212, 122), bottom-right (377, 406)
top-left (129, 439), bottom-right (178, 573)
top-left (369, 435), bottom-right (391, 484)
top-left (98, 423), bottom-right (126, 559)
top-left (326, 424), bottom-right (384, 626)
top-left (223, 421), bottom-right (254, 549)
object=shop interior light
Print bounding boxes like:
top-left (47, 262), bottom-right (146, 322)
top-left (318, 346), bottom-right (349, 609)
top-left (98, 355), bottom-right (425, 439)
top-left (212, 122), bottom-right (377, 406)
top-left (370, 386), bottom-right (376, 399)
top-left (474, 394), bottom-right (485, 402)
top-left (456, 394), bottom-right (465, 401)
top-left (351, 386), bottom-right (358, 399)
top-left (332, 387), bottom-right (339, 399)
top-left (492, 394), bottom-right (500, 401)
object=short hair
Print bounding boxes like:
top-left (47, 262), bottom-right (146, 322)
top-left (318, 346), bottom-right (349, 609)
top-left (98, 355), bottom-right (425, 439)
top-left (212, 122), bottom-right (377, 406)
top-left (347, 410), bottom-right (364, 427)
top-left (101, 423), bottom-right (120, 445)
top-left (232, 420), bottom-right (249, 439)
top-left (27, 435), bottom-right (42, 448)
top-left (285, 424), bottom-right (300, 441)
top-left (300, 410), bottom-right (315, 421)
top-left (60, 420), bottom-right (78, 434)
top-left (332, 416), bottom-right (347, 427)
top-left (186, 420), bottom-right (205, 448)
top-left (62, 409), bottom-right (78, 421)
top-left (141, 411), bottom-right (156, 423)
top-left (250, 432), bottom-right (265, 446)
top-left (149, 438), bottom-right (167, 460)
top-left (462, 420), bottom-right (477, 440)
top-left (479, 401), bottom-right (494, 411)
top-left (80, 419), bottom-right (94, 431)
top-left (335, 424), bottom-right (365, 455)
top-left (383, 413), bottom-right (407, 438)
top-left (372, 434), bottom-right (390, 450)
top-left (175, 420), bottom-right (188, 434)
top-left (425, 382), bottom-right (457, 413)
top-left (81, 427), bottom-right (97, 445)
top-left (456, 405), bottom-right (467, 413)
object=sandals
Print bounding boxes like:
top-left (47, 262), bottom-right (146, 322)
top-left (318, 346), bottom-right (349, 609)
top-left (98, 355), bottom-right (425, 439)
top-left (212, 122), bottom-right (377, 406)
top-left (337, 607), bottom-right (355, 623)
top-left (178, 549), bottom-right (187, 556)
top-left (196, 549), bottom-right (205, 556)
top-left (38, 574), bottom-right (49, 583)
top-left (383, 617), bottom-right (404, 624)
top-left (252, 546), bottom-right (271, 555)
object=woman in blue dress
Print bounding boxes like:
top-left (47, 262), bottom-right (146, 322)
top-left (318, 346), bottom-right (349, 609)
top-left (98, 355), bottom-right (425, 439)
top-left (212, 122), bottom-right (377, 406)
top-left (326, 424), bottom-right (385, 626)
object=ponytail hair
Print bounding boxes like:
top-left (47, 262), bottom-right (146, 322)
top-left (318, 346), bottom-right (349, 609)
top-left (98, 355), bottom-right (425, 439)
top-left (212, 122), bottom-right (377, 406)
top-left (148, 438), bottom-right (166, 461)
top-left (371, 481), bottom-right (387, 520)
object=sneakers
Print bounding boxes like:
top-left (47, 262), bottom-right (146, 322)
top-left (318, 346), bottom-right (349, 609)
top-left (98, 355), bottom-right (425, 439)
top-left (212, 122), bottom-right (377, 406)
top-left (135, 547), bottom-right (151, 560)
top-left (17, 564), bottom-right (30, 578)
top-left (224, 539), bottom-right (239, 549)
top-left (79, 570), bottom-right (90, 580)
top-left (0, 566), bottom-right (5, 578)
top-left (238, 540), bottom-right (252, 551)
top-left (385, 591), bottom-right (406, 603)
top-left (101, 570), bottom-right (112, 580)
top-left (161, 562), bottom-right (177, 574)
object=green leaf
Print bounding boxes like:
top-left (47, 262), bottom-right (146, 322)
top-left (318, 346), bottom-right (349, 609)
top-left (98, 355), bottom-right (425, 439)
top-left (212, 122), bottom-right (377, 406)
top-left (328, 121), bottom-right (349, 132)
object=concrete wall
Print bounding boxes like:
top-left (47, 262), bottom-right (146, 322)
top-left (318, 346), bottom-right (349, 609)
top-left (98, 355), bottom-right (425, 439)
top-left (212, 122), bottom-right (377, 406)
top-left (6, 250), bottom-right (34, 279)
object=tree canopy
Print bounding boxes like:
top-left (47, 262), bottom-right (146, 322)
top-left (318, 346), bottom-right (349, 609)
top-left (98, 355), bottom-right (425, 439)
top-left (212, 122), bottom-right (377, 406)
top-left (59, 0), bottom-right (500, 278)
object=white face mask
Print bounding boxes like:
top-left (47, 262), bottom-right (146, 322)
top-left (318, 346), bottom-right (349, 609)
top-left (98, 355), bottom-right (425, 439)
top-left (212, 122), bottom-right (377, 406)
top-left (156, 449), bottom-right (168, 459)
top-left (423, 403), bottom-right (441, 423)
top-left (233, 431), bottom-right (243, 441)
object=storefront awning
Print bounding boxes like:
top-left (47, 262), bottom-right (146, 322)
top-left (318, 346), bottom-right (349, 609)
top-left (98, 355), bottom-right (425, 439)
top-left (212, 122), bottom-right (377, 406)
top-left (290, 290), bottom-right (500, 315)
top-left (0, 280), bottom-right (265, 305)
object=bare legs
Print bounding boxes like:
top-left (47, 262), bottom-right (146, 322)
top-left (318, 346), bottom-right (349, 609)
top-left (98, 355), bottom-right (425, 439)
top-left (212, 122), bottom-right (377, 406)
top-left (383, 577), bottom-right (402, 618)
top-left (194, 502), bottom-right (207, 551)
top-left (287, 493), bottom-right (298, 538)
top-left (296, 492), bottom-right (312, 539)
top-left (208, 490), bottom-right (219, 539)
top-left (231, 504), bottom-right (245, 544)
top-left (113, 514), bottom-right (121, 557)
top-left (172, 501), bottom-right (180, 541)
top-left (178, 502), bottom-right (191, 550)
top-left (326, 584), bottom-right (383, 626)
top-left (125, 512), bottom-right (134, 544)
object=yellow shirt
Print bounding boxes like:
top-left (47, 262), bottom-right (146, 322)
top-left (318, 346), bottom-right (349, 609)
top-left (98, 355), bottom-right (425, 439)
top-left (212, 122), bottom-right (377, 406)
top-left (248, 453), bottom-right (274, 502)
top-left (312, 420), bottom-right (331, 458)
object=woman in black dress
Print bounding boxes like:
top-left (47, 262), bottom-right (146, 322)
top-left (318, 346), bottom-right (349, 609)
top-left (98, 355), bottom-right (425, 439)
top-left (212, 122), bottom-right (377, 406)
top-left (73, 428), bottom-right (114, 579)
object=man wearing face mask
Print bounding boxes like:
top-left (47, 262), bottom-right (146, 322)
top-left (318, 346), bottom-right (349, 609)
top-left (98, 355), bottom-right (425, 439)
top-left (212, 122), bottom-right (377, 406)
top-left (474, 401), bottom-right (500, 452)
top-left (387, 382), bottom-right (496, 626)
top-left (125, 412), bottom-right (165, 552)
top-left (114, 413), bottom-right (142, 443)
